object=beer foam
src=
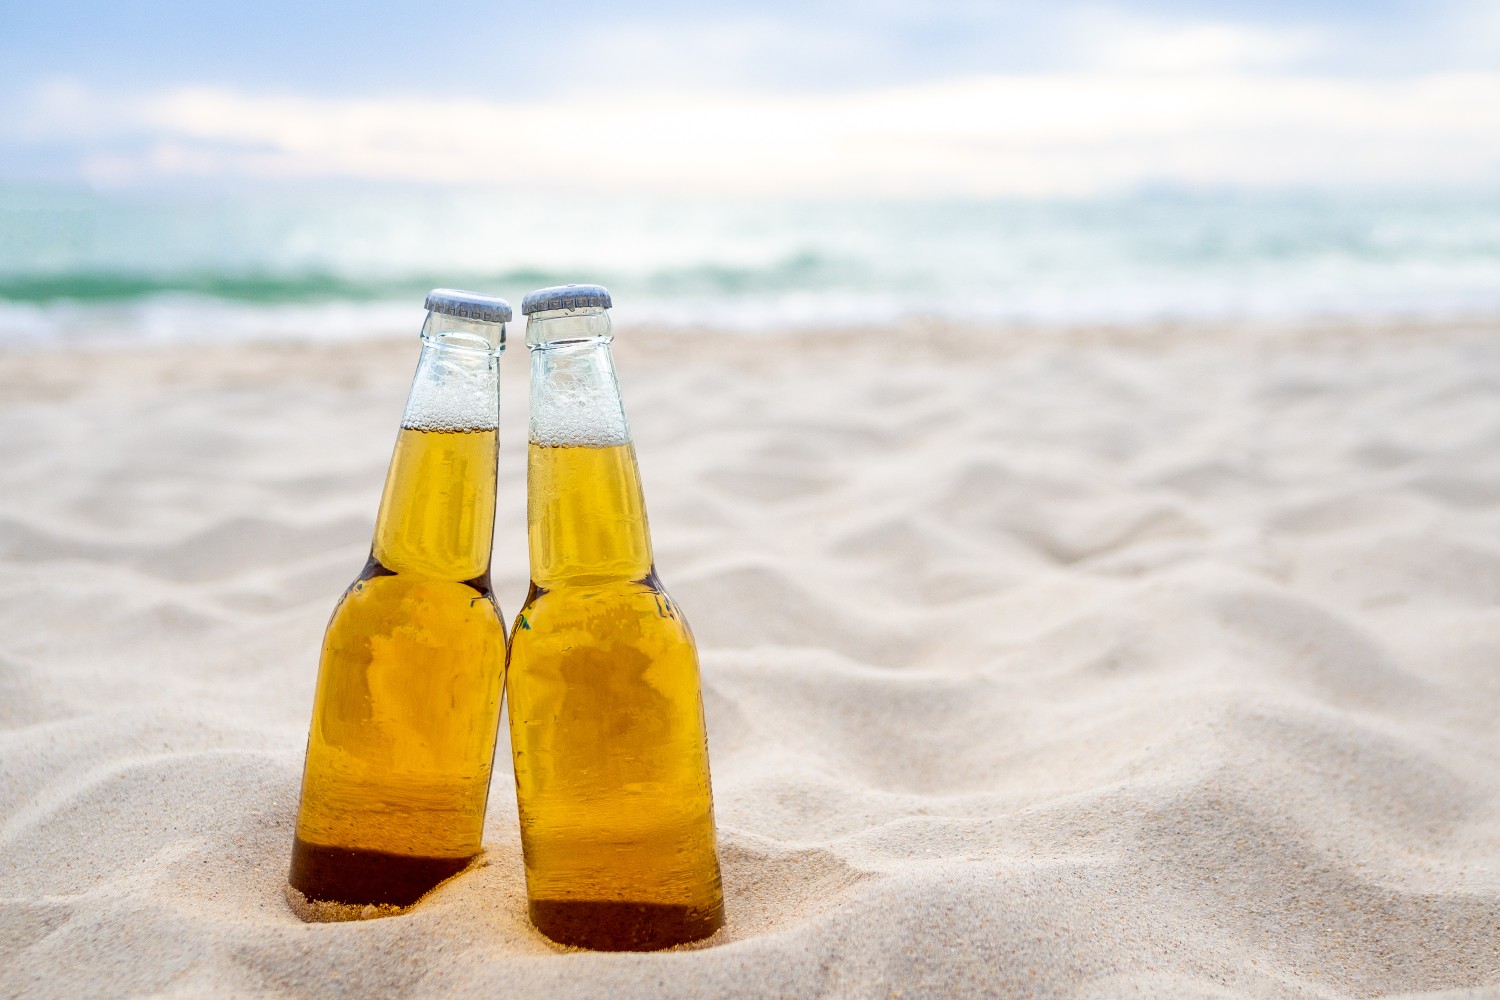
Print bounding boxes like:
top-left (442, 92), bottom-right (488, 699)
top-left (401, 401), bottom-right (499, 433)
top-left (529, 383), bottom-right (630, 447)
top-left (401, 349), bottom-right (499, 432)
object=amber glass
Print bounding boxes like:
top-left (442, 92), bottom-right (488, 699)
top-left (506, 320), bottom-right (724, 950)
top-left (289, 327), bottom-right (506, 912)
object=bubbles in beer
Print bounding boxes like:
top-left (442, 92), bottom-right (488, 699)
top-left (527, 341), bottom-right (629, 447)
top-left (529, 385), bottom-right (629, 447)
top-left (401, 350), bottom-right (500, 432)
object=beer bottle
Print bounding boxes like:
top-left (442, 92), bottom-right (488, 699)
top-left (506, 284), bottom-right (725, 950)
top-left (288, 289), bottom-right (511, 916)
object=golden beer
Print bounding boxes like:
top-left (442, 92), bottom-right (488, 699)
top-left (288, 291), bottom-right (510, 914)
top-left (507, 285), bottom-right (724, 950)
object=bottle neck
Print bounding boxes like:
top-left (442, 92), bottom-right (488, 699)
top-left (526, 325), bottom-right (629, 446)
top-left (526, 330), bottom-right (652, 588)
top-left (372, 334), bottom-right (501, 582)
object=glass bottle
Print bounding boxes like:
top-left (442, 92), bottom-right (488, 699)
top-left (287, 289), bottom-right (510, 915)
top-left (506, 284), bottom-right (725, 950)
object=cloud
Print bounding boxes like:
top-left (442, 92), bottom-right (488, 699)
top-left (1069, 13), bottom-right (1321, 74)
top-left (11, 71), bottom-right (1500, 196)
top-left (530, 16), bottom-right (887, 96)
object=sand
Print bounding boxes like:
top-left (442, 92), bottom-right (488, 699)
top-left (2, 319), bottom-right (1500, 998)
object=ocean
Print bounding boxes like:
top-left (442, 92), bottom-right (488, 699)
top-left (2, 183), bottom-right (1498, 344)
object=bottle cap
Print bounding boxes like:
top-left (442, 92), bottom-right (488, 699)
top-left (424, 288), bottom-right (513, 324)
top-left (521, 284), bottom-right (613, 315)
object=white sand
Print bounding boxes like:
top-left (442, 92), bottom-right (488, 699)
top-left (2, 320), bottom-right (1500, 998)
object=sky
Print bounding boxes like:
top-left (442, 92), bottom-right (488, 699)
top-left (3, 0), bottom-right (1500, 196)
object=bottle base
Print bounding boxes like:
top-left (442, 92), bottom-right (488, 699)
top-left (287, 836), bottom-right (473, 910)
top-left (529, 898), bottom-right (725, 951)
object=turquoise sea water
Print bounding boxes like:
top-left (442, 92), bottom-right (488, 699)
top-left (2, 183), bottom-right (1498, 343)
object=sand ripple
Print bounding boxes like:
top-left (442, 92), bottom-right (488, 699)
top-left (2, 324), bottom-right (1499, 997)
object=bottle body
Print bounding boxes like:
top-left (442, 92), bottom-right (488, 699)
top-left (289, 303), bottom-right (508, 912)
top-left (506, 299), bottom-right (724, 949)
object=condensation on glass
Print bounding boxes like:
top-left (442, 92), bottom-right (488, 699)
top-left (287, 289), bottom-right (510, 919)
top-left (506, 284), bottom-right (725, 950)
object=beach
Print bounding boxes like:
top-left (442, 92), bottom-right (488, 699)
top-left (3, 318), bottom-right (1500, 998)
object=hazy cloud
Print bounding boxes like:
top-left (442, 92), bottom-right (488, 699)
top-left (18, 72), bottom-right (1500, 196)
top-left (1068, 13), bottom-right (1321, 73)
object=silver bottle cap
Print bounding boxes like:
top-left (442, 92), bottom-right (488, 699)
top-left (424, 288), bottom-right (513, 324)
top-left (521, 284), bottom-right (612, 315)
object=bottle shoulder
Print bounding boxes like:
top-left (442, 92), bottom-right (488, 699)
top-left (520, 565), bottom-right (673, 604)
top-left (328, 559), bottom-right (505, 630)
top-left (511, 570), bottom-right (692, 643)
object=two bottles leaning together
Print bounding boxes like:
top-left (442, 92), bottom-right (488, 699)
top-left (287, 286), bottom-right (724, 951)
